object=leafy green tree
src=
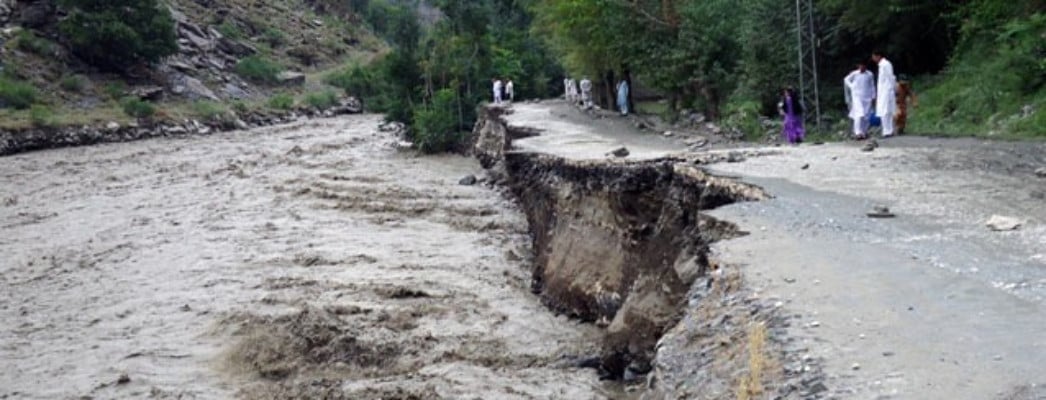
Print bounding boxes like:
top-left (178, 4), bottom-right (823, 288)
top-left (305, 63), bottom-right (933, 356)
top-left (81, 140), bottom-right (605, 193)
top-left (58, 0), bottom-right (178, 72)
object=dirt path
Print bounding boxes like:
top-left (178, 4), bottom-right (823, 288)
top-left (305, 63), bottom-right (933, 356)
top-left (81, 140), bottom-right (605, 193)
top-left (0, 116), bottom-right (609, 399)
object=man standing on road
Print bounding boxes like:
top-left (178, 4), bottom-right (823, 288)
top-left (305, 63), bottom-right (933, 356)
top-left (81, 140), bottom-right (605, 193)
top-left (872, 50), bottom-right (897, 137)
top-left (844, 62), bottom-right (876, 139)
top-left (506, 79), bottom-right (515, 102)
top-left (579, 77), bottom-right (593, 109)
top-left (493, 78), bottom-right (504, 105)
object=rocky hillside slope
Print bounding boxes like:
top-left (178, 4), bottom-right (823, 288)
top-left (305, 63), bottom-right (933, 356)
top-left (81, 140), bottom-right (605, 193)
top-left (0, 0), bottom-right (381, 130)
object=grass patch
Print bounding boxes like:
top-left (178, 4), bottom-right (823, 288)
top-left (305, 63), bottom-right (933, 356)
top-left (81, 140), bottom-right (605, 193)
top-left (121, 97), bottom-right (157, 119)
top-left (60, 75), bottom-right (88, 93)
top-left (303, 90), bottom-right (338, 109)
top-left (262, 28), bottom-right (286, 48)
top-left (267, 92), bottom-right (295, 110)
top-left (217, 20), bottom-right (243, 40)
top-left (29, 105), bottom-right (54, 127)
top-left (234, 56), bottom-right (282, 84)
top-left (0, 77), bottom-right (38, 110)
top-left (192, 100), bottom-right (231, 123)
top-left (15, 30), bottom-right (54, 56)
top-left (103, 82), bottom-right (127, 100)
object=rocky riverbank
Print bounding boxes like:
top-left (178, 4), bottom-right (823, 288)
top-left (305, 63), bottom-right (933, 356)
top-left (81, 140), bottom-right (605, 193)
top-left (0, 97), bottom-right (362, 156)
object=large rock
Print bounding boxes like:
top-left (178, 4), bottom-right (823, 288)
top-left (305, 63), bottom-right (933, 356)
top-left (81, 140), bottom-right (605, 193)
top-left (217, 37), bottom-right (256, 57)
top-left (168, 74), bottom-right (219, 101)
top-left (19, 0), bottom-right (53, 28)
top-left (130, 86), bottom-right (165, 101)
top-left (986, 215), bottom-right (1022, 231)
top-left (276, 71), bottom-right (306, 86)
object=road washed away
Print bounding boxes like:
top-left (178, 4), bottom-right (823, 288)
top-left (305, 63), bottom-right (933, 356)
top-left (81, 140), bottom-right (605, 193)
top-left (0, 115), bottom-right (612, 399)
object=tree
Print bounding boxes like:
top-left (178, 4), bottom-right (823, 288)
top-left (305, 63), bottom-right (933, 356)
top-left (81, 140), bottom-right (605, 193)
top-left (58, 0), bottom-right (178, 72)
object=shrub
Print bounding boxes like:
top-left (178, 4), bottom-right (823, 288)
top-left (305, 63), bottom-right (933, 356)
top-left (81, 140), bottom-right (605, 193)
top-left (29, 105), bottom-right (54, 127)
top-left (0, 77), bottom-right (38, 110)
top-left (324, 63), bottom-right (379, 98)
top-left (262, 28), bottom-right (286, 48)
top-left (15, 30), bottom-right (54, 55)
top-left (412, 89), bottom-right (464, 153)
top-left (192, 100), bottom-right (231, 123)
top-left (104, 82), bottom-right (127, 100)
top-left (234, 56), bottom-right (282, 84)
top-left (121, 97), bottom-right (156, 118)
top-left (231, 101), bottom-right (250, 114)
top-left (216, 21), bottom-right (242, 40)
top-left (57, 0), bottom-right (178, 72)
top-left (304, 90), bottom-right (338, 109)
top-left (60, 75), bottom-right (88, 93)
top-left (267, 93), bottom-right (295, 110)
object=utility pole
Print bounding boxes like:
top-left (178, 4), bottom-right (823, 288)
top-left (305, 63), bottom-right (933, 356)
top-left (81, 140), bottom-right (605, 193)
top-left (795, 0), bottom-right (821, 128)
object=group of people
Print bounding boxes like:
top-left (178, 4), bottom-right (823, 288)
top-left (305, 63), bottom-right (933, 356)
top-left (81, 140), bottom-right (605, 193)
top-left (491, 78), bottom-right (515, 105)
top-left (843, 50), bottom-right (917, 139)
top-left (780, 49), bottom-right (918, 144)
top-left (563, 77), bottom-right (630, 116)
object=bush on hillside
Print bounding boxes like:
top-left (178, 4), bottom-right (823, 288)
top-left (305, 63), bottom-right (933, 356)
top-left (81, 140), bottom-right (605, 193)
top-left (267, 93), bottom-right (295, 110)
top-left (0, 77), bottom-right (38, 110)
top-left (192, 101), bottom-right (231, 123)
top-left (60, 75), bottom-right (88, 93)
top-left (57, 0), bottom-right (178, 72)
top-left (121, 97), bottom-right (156, 119)
top-left (304, 90), bottom-right (338, 109)
top-left (234, 56), bottom-right (282, 84)
top-left (324, 63), bottom-right (380, 99)
top-left (15, 30), bottom-right (54, 56)
top-left (262, 28), bottom-right (287, 48)
top-left (29, 105), bottom-right (54, 127)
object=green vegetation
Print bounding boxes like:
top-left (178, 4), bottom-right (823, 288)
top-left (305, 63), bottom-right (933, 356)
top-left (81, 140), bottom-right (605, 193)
top-left (412, 89), bottom-right (464, 152)
top-left (528, 0), bottom-right (1045, 138)
top-left (57, 0), bottom-right (178, 72)
top-left (103, 82), bottom-right (127, 100)
top-left (304, 90), bottom-right (338, 109)
top-left (192, 100), bottom-right (231, 123)
top-left (29, 105), bottom-right (54, 127)
top-left (60, 75), bottom-right (88, 93)
top-left (261, 28), bottom-right (287, 48)
top-left (267, 93), bottom-right (295, 110)
top-left (216, 20), bottom-right (243, 40)
top-left (0, 77), bottom-right (38, 110)
top-left (234, 56), bottom-right (282, 84)
top-left (15, 30), bottom-right (54, 56)
top-left (121, 97), bottom-right (157, 119)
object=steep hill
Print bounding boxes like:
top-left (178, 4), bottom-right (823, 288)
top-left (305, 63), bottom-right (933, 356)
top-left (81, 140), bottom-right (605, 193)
top-left (0, 0), bottom-right (383, 130)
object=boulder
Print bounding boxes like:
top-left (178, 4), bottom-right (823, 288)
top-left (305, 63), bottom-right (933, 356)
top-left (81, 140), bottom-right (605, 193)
top-left (222, 83), bottom-right (249, 100)
top-left (608, 147), bottom-right (630, 158)
top-left (217, 37), bottom-right (256, 57)
top-left (131, 86), bottom-right (165, 101)
top-left (276, 71), bottom-right (306, 86)
top-left (458, 175), bottom-right (478, 186)
top-left (168, 74), bottom-right (218, 101)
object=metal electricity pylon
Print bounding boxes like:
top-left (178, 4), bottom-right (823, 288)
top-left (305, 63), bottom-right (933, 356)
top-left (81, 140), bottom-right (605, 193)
top-left (795, 0), bottom-right (821, 127)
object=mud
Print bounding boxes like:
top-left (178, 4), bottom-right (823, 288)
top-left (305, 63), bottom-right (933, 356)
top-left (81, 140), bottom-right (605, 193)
top-left (0, 115), bottom-right (614, 399)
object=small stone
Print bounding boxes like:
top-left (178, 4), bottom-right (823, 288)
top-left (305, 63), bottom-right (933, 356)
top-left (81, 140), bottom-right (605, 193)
top-left (116, 374), bottom-right (131, 384)
top-left (808, 321), bottom-right (821, 328)
top-left (986, 215), bottom-right (1022, 231)
top-left (608, 147), bottom-right (630, 158)
top-left (458, 175), bottom-right (478, 186)
top-left (883, 351), bottom-right (895, 357)
top-left (851, 363), bottom-right (861, 370)
top-left (105, 121), bottom-right (120, 131)
top-left (179, 304), bottom-right (191, 312)
top-left (993, 355), bottom-right (1004, 361)
top-left (867, 205), bottom-right (896, 218)
top-left (1035, 167), bottom-right (1046, 178)
top-left (801, 163), bottom-right (810, 170)
top-left (726, 151), bottom-right (744, 163)
top-left (663, 130), bottom-right (674, 137)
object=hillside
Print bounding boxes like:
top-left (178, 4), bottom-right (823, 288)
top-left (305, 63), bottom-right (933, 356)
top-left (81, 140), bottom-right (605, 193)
top-left (0, 0), bottom-right (383, 130)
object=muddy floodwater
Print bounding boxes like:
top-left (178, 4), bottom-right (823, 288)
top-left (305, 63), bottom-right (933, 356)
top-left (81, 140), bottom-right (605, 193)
top-left (0, 116), bottom-right (612, 399)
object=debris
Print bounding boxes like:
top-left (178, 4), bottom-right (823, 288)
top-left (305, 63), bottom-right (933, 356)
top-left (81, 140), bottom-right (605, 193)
top-left (801, 163), bottom-right (810, 170)
top-left (986, 215), bottom-right (1022, 231)
top-left (851, 363), bottom-right (861, 371)
top-left (867, 205), bottom-right (895, 218)
top-left (1035, 167), bottom-right (1046, 178)
top-left (726, 151), bottom-right (744, 163)
top-left (663, 131), bottom-right (674, 137)
top-left (608, 147), bottom-right (630, 158)
top-left (116, 374), bottom-right (131, 385)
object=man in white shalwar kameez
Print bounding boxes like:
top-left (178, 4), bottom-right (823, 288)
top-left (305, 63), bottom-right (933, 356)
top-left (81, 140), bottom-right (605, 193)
top-left (579, 77), bottom-right (593, 109)
top-left (493, 78), bottom-right (504, 105)
top-left (844, 62), bottom-right (876, 139)
top-left (872, 50), bottom-right (897, 137)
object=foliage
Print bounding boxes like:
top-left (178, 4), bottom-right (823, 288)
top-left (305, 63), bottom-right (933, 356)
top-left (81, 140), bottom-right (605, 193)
top-left (261, 28), bottom-right (286, 48)
top-left (15, 30), bottom-right (54, 56)
top-left (0, 77), bottom-right (38, 110)
top-left (267, 93), bottom-right (295, 110)
top-left (103, 82), bottom-right (126, 100)
top-left (234, 56), bottom-right (282, 84)
top-left (120, 97), bottom-right (156, 118)
top-left (60, 75), bottom-right (88, 93)
top-left (29, 105), bottom-right (54, 127)
top-left (325, 63), bottom-right (380, 99)
top-left (304, 90), bottom-right (339, 109)
top-left (57, 0), bottom-right (178, 71)
top-left (216, 20), bottom-right (243, 40)
top-left (192, 101), bottom-right (231, 123)
top-left (412, 89), bottom-right (464, 153)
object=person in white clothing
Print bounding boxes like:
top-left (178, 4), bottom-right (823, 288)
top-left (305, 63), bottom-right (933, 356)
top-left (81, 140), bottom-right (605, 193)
top-left (579, 77), bottom-right (593, 109)
top-left (492, 78), bottom-right (504, 105)
top-left (872, 50), bottom-right (897, 137)
top-left (564, 78), bottom-right (572, 101)
top-left (844, 62), bottom-right (876, 139)
top-left (506, 79), bottom-right (515, 102)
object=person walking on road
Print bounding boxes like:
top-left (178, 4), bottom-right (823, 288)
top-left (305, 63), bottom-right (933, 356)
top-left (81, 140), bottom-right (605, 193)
top-left (506, 79), bottom-right (515, 102)
top-left (579, 77), bottom-right (593, 110)
top-left (894, 75), bottom-right (917, 135)
top-left (778, 87), bottom-right (805, 144)
top-left (844, 62), bottom-right (876, 139)
top-left (872, 50), bottom-right (897, 137)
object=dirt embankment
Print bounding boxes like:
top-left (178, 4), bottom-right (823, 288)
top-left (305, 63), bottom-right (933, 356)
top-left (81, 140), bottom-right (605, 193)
top-left (474, 105), bottom-right (828, 398)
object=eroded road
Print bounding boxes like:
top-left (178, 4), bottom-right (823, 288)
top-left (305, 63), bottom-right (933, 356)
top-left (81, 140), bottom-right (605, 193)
top-left (0, 116), bottom-right (608, 399)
